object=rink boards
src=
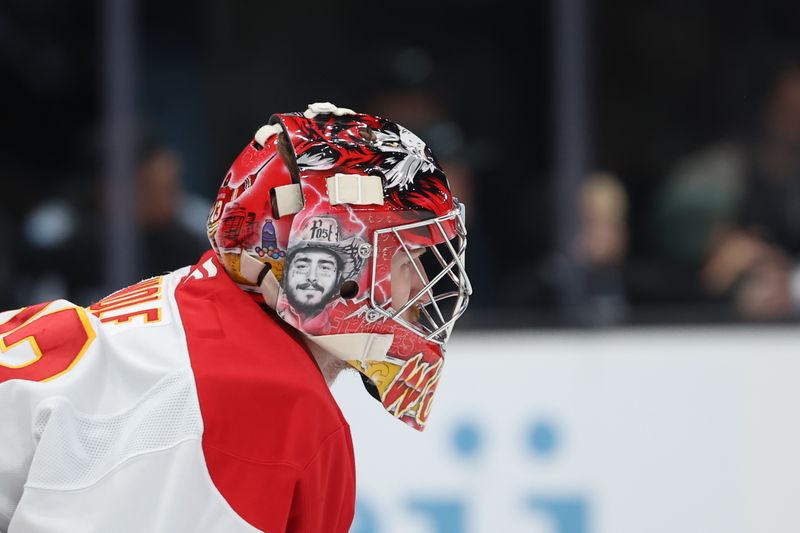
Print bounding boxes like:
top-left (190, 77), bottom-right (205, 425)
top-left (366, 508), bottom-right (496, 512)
top-left (332, 326), bottom-right (800, 533)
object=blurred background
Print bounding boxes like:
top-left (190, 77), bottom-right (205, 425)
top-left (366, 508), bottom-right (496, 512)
top-left (8, 0), bottom-right (800, 327)
top-left (4, 0), bottom-right (800, 531)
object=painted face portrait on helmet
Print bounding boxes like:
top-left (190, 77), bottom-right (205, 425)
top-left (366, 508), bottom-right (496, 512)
top-left (283, 247), bottom-right (343, 318)
top-left (277, 215), bottom-right (368, 328)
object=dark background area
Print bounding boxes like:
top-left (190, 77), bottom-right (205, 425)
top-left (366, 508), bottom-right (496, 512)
top-left (4, 0), bottom-right (800, 328)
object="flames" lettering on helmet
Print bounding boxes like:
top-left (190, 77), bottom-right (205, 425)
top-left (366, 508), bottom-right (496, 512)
top-left (382, 353), bottom-right (443, 424)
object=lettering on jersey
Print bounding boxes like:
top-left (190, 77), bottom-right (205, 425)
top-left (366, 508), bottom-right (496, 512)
top-left (0, 302), bottom-right (50, 334)
top-left (187, 258), bottom-right (219, 281)
top-left (0, 303), bottom-right (96, 382)
top-left (88, 277), bottom-right (164, 325)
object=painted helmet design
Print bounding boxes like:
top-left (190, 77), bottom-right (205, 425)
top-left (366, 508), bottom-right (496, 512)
top-left (207, 102), bottom-right (471, 431)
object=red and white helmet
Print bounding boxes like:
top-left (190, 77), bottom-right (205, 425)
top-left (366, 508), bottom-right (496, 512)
top-left (207, 102), bottom-right (471, 431)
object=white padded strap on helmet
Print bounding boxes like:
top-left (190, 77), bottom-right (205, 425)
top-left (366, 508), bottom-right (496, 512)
top-left (253, 123), bottom-right (282, 147)
top-left (257, 269), bottom-right (281, 309)
top-left (303, 102), bottom-right (357, 119)
top-left (239, 251), bottom-right (281, 307)
top-left (271, 184), bottom-right (304, 218)
top-left (326, 173), bottom-right (384, 206)
top-left (303, 331), bottom-right (394, 366)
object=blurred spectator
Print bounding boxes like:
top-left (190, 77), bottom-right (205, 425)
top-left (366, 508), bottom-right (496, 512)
top-left (17, 136), bottom-right (208, 306)
top-left (655, 61), bottom-right (800, 319)
top-left (653, 142), bottom-right (746, 268)
top-left (134, 145), bottom-right (209, 278)
top-left (521, 170), bottom-right (630, 326)
top-left (578, 172), bottom-right (630, 324)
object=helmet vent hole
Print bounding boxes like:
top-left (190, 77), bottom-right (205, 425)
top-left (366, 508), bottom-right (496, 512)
top-left (340, 280), bottom-right (359, 299)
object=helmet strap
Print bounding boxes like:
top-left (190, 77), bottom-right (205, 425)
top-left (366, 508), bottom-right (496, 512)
top-left (302, 331), bottom-right (393, 366)
top-left (238, 251), bottom-right (281, 308)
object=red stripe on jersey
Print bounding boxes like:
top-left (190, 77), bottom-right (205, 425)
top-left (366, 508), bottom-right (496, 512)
top-left (175, 251), bottom-right (355, 533)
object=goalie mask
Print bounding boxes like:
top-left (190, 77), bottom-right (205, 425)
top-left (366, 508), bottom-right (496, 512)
top-left (207, 102), bottom-right (471, 431)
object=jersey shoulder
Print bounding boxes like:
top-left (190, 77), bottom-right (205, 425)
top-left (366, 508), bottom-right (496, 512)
top-left (0, 266), bottom-right (195, 411)
top-left (175, 255), bottom-right (347, 468)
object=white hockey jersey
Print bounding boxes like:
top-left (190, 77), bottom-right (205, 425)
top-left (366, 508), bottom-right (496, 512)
top-left (0, 252), bottom-right (355, 532)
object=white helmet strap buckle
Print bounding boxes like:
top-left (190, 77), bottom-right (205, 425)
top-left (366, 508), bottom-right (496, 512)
top-left (326, 173), bottom-right (384, 206)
